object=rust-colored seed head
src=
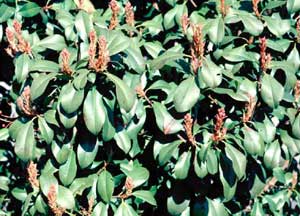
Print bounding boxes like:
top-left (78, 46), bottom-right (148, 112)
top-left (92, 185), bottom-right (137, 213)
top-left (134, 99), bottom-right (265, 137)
top-left (27, 161), bottom-right (39, 188)
top-left (252, 0), bottom-right (260, 17)
top-left (125, 1), bottom-right (135, 27)
top-left (16, 86), bottom-right (36, 116)
top-left (109, 0), bottom-right (120, 30)
top-left (47, 185), bottom-right (65, 216)
top-left (184, 113), bottom-right (196, 145)
top-left (259, 37), bottom-right (271, 73)
top-left (60, 48), bottom-right (72, 75)
top-left (181, 14), bottom-right (190, 34)
top-left (95, 36), bottom-right (110, 72)
top-left (212, 108), bottom-right (227, 142)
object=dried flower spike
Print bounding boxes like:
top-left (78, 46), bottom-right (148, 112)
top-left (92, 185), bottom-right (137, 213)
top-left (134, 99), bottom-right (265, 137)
top-left (125, 2), bottom-right (135, 27)
top-left (259, 37), bottom-right (271, 73)
top-left (47, 184), bottom-right (65, 216)
top-left (252, 0), bottom-right (260, 17)
top-left (109, 0), bottom-right (120, 30)
top-left (181, 14), bottom-right (190, 34)
top-left (212, 108), bottom-right (227, 142)
top-left (184, 113), bottom-right (196, 145)
top-left (60, 48), bottom-right (73, 75)
top-left (242, 95), bottom-right (256, 123)
top-left (16, 86), bottom-right (36, 116)
top-left (88, 30), bottom-right (97, 69)
top-left (191, 24), bottom-right (205, 74)
top-left (95, 36), bottom-right (110, 72)
top-left (27, 161), bottom-right (39, 189)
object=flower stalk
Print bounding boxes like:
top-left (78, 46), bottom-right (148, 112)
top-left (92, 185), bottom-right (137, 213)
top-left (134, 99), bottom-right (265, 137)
top-left (27, 161), bottom-right (39, 189)
top-left (16, 86), bottom-right (36, 116)
top-left (109, 0), bottom-right (120, 30)
top-left (60, 48), bottom-right (73, 75)
top-left (47, 185), bottom-right (65, 216)
top-left (259, 37), bottom-right (271, 73)
top-left (183, 113), bottom-right (196, 146)
top-left (212, 108), bottom-right (227, 142)
top-left (191, 24), bottom-right (205, 74)
top-left (252, 0), bottom-right (260, 17)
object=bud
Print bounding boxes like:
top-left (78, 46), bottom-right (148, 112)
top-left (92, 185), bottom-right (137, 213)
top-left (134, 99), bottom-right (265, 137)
top-left (27, 161), bottom-right (39, 189)
top-left (252, 0), bottom-right (260, 17)
top-left (109, 0), bottom-right (120, 30)
top-left (181, 14), bottom-right (189, 34)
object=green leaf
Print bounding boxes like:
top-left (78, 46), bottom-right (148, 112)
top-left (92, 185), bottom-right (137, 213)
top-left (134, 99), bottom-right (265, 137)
top-left (77, 137), bottom-right (99, 169)
top-left (255, 116), bottom-right (276, 144)
top-left (59, 151), bottom-right (77, 186)
top-left (251, 201), bottom-right (265, 216)
top-left (149, 50), bottom-right (184, 70)
top-left (242, 127), bottom-right (264, 156)
top-left (287, 0), bottom-right (300, 13)
top-left (92, 202), bottom-right (108, 216)
top-left (15, 54), bottom-right (30, 83)
top-left (60, 83), bottom-right (84, 113)
top-left (132, 190), bottom-right (157, 206)
top-left (0, 176), bottom-right (9, 191)
top-left (124, 43), bottom-right (145, 74)
top-left (0, 128), bottom-right (9, 141)
top-left (105, 31), bottom-right (129, 56)
top-left (75, 11), bottom-right (93, 41)
top-left (19, 2), bottom-right (41, 17)
top-left (37, 35), bottom-right (66, 51)
top-left (114, 201), bottom-right (138, 216)
top-left (38, 117), bottom-right (54, 144)
top-left (292, 113), bottom-right (300, 139)
top-left (263, 16), bottom-right (290, 37)
top-left (199, 58), bottom-right (223, 88)
top-left (106, 73), bottom-right (135, 112)
top-left (173, 76), bottom-right (200, 112)
top-left (155, 140), bottom-right (181, 166)
top-left (194, 156), bottom-right (208, 178)
top-left (0, 4), bottom-right (14, 23)
top-left (152, 102), bottom-right (183, 134)
top-left (51, 141), bottom-right (71, 164)
top-left (207, 17), bottom-right (225, 44)
top-left (11, 187), bottom-right (27, 201)
top-left (207, 198), bottom-right (229, 216)
top-left (114, 130), bottom-right (131, 154)
top-left (97, 170), bottom-right (114, 203)
top-left (206, 149), bottom-right (218, 175)
top-left (263, 140), bottom-right (281, 169)
top-left (83, 88), bottom-right (106, 135)
top-left (31, 73), bottom-right (56, 100)
top-left (57, 104), bottom-right (78, 129)
top-left (124, 166), bottom-right (149, 188)
top-left (239, 13), bottom-right (263, 36)
top-left (163, 6), bottom-right (177, 30)
top-left (260, 74), bottom-right (284, 108)
top-left (174, 151), bottom-right (191, 179)
top-left (222, 46), bottom-right (259, 62)
top-left (30, 60), bottom-right (59, 73)
top-left (39, 173), bottom-right (58, 196)
top-left (225, 144), bottom-right (246, 180)
top-left (15, 121), bottom-right (36, 161)
top-left (56, 186), bottom-right (75, 209)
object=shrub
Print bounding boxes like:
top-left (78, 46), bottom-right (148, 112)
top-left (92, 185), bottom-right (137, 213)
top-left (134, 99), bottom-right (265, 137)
top-left (0, 0), bottom-right (300, 215)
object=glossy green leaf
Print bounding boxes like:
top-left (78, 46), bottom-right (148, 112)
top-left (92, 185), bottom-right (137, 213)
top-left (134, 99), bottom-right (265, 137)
top-left (75, 11), bottom-right (93, 41)
top-left (225, 144), bottom-right (246, 180)
top-left (31, 73), bottom-right (56, 100)
top-left (15, 54), bottom-right (30, 83)
top-left (199, 58), bottom-right (223, 88)
top-left (14, 121), bottom-right (36, 161)
top-left (114, 130), bottom-right (131, 154)
top-left (263, 140), bottom-right (281, 169)
top-left (207, 198), bottom-right (229, 216)
top-left (287, 0), bottom-right (300, 13)
top-left (97, 170), bottom-right (114, 203)
top-left (56, 186), bottom-right (75, 209)
top-left (30, 60), bottom-right (59, 73)
top-left (106, 73), bottom-right (135, 112)
top-left (173, 76), bottom-right (200, 112)
top-left (174, 151), bottom-right (191, 179)
top-left (77, 137), bottom-right (99, 169)
top-left (83, 88), bottom-right (106, 135)
top-left (114, 201), bottom-right (138, 216)
top-left (0, 4), bottom-right (14, 23)
top-left (19, 2), bottom-right (41, 17)
top-left (207, 17), bottom-right (225, 44)
top-left (37, 35), bottom-right (66, 51)
top-left (38, 117), bottom-right (54, 144)
top-left (243, 127), bottom-right (264, 156)
top-left (149, 51), bottom-right (184, 70)
top-left (92, 202), bottom-right (108, 216)
top-left (152, 102), bottom-right (183, 135)
top-left (59, 151), bottom-right (77, 186)
top-left (132, 190), bottom-right (157, 206)
top-left (261, 74), bottom-right (284, 108)
top-left (60, 83), bottom-right (84, 113)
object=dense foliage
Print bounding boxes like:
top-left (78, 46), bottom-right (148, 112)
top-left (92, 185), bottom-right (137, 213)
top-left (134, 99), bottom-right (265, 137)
top-left (0, 0), bottom-right (300, 215)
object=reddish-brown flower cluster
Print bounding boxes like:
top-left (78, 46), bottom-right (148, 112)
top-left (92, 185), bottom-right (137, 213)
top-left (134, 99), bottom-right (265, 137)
top-left (109, 0), bottom-right (120, 30)
top-left (5, 20), bottom-right (31, 57)
top-left (259, 37), bottom-right (271, 73)
top-left (296, 17), bottom-right (300, 43)
top-left (125, 177), bottom-right (134, 194)
top-left (135, 85), bottom-right (152, 106)
top-left (180, 13), bottom-right (190, 35)
top-left (191, 24), bottom-right (205, 74)
top-left (294, 80), bottom-right (300, 102)
top-left (220, 0), bottom-right (227, 17)
top-left (27, 161), bottom-right (39, 189)
top-left (242, 95), bottom-right (256, 123)
top-left (125, 2), bottom-right (135, 27)
top-left (60, 48), bottom-right (73, 75)
top-left (252, 0), bottom-right (260, 17)
top-left (47, 185), bottom-right (65, 216)
top-left (88, 30), bottom-right (110, 72)
top-left (212, 108), bottom-right (227, 142)
top-left (183, 113), bottom-right (196, 146)
top-left (16, 86), bottom-right (36, 116)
